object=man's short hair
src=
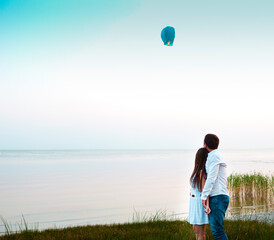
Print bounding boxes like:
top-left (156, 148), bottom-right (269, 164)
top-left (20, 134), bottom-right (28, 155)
top-left (204, 134), bottom-right (219, 150)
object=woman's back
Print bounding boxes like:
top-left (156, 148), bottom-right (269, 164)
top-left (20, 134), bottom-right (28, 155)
top-left (190, 175), bottom-right (202, 197)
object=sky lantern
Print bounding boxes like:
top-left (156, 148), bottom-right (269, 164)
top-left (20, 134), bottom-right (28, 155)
top-left (161, 26), bottom-right (175, 46)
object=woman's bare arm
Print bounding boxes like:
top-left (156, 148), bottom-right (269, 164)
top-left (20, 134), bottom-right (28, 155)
top-left (201, 174), bottom-right (206, 190)
top-left (201, 174), bottom-right (211, 214)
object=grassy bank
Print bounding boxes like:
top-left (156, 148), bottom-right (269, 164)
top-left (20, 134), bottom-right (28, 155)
top-left (0, 219), bottom-right (273, 240)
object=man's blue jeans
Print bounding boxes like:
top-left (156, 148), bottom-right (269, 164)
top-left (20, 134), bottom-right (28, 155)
top-left (209, 195), bottom-right (230, 240)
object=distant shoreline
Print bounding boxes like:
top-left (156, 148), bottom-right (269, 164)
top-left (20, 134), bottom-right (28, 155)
top-left (1, 148), bottom-right (274, 151)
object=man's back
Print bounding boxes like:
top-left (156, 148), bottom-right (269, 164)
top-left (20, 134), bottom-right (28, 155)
top-left (205, 149), bottom-right (229, 197)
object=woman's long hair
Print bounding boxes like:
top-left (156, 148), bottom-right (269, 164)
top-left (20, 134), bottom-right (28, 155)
top-left (190, 148), bottom-right (208, 192)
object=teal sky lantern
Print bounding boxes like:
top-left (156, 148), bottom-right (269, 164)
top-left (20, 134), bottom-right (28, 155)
top-left (161, 26), bottom-right (175, 46)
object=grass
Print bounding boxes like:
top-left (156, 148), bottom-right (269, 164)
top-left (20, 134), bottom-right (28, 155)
top-left (0, 217), bottom-right (12, 236)
top-left (0, 218), bottom-right (273, 240)
top-left (1, 210), bottom-right (274, 240)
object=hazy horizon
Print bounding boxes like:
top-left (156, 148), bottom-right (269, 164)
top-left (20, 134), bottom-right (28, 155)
top-left (1, 148), bottom-right (274, 151)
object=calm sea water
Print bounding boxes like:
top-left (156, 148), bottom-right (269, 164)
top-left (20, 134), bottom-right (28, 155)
top-left (0, 149), bottom-right (273, 233)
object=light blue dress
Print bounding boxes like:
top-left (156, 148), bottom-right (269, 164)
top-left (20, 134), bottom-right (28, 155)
top-left (188, 179), bottom-right (209, 225)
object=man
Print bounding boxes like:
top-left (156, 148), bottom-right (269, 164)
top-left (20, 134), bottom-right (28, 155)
top-left (201, 134), bottom-right (229, 240)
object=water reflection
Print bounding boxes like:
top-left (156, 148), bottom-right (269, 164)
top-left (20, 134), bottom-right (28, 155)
top-left (227, 184), bottom-right (274, 216)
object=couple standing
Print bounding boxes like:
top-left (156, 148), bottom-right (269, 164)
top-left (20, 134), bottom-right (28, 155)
top-left (188, 134), bottom-right (230, 240)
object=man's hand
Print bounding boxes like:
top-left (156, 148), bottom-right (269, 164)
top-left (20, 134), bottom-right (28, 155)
top-left (202, 199), bottom-right (211, 214)
top-left (202, 199), bottom-right (207, 209)
top-left (204, 205), bottom-right (211, 214)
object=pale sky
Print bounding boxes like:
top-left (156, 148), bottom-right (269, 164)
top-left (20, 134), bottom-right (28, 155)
top-left (1, 0), bottom-right (274, 149)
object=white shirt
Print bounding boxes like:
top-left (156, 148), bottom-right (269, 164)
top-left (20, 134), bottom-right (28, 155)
top-left (201, 149), bottom-right (229, 200)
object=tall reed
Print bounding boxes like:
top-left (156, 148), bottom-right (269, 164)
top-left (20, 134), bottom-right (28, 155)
top-left (227, 172), bottom-right (274, 214)
top-left (131, 208), bottom-right (178, 223)
top-left (0, 215), bottom-right (39, 236)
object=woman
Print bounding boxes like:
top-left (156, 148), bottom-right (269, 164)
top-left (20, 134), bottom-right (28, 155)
top-left (188, 148), bottom-right (211, 240)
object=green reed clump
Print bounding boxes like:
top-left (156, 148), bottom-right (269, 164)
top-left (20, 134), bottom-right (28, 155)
top-left (272, 175), bottom-right (274, 192)
top-left (227, 173), bottom-right (242, 188)
top-left (227, 172), bottom-right (274, 212)
top-left (227, 172), bottom-right (273, 191)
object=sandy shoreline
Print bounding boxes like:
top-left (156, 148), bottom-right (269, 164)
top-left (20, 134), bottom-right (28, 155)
top-left (226, 211), bottom-right (274, 225)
